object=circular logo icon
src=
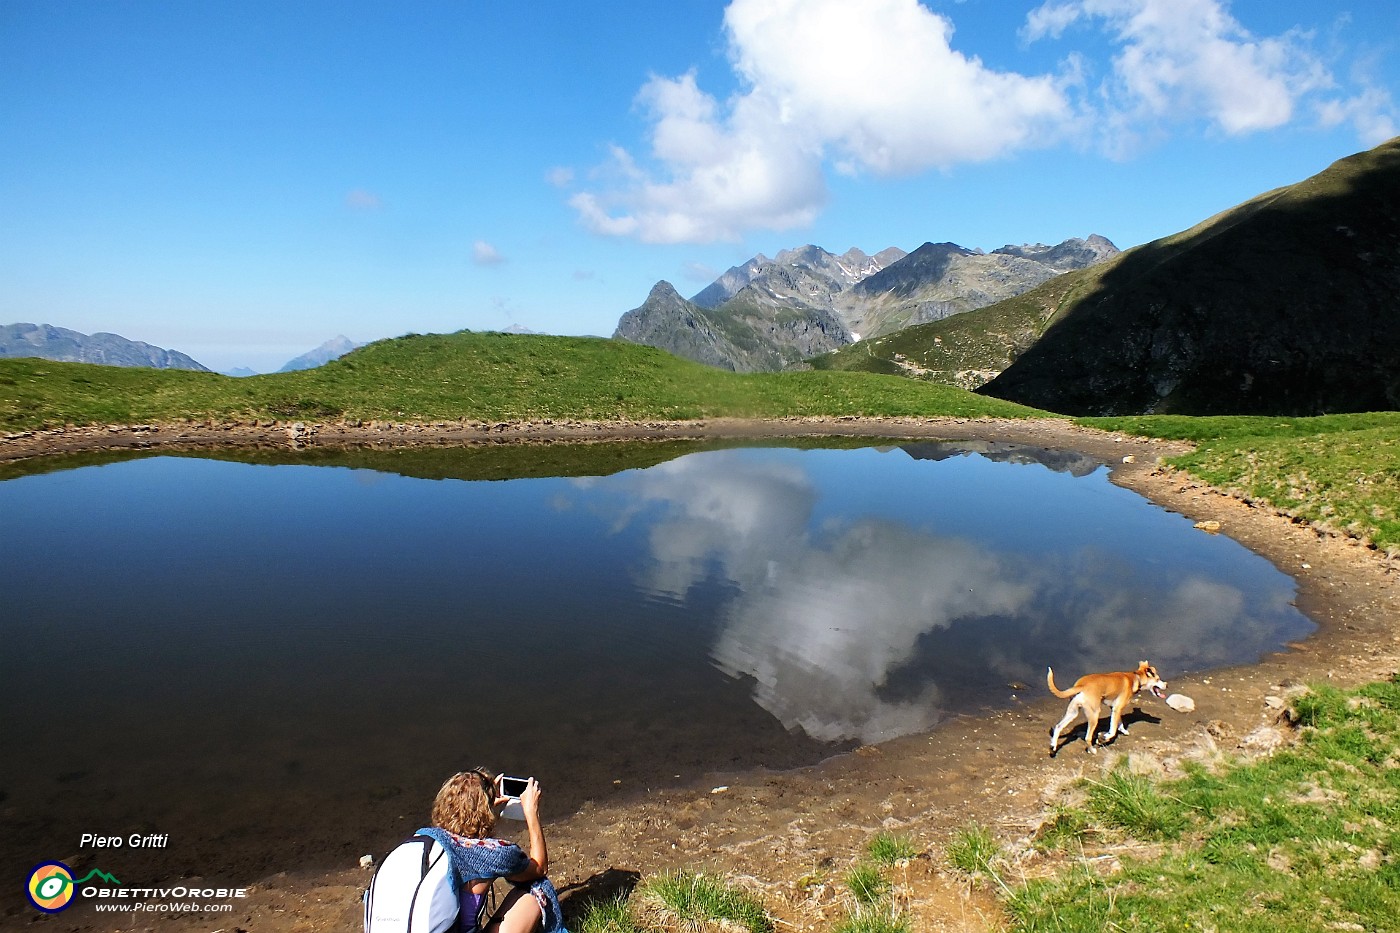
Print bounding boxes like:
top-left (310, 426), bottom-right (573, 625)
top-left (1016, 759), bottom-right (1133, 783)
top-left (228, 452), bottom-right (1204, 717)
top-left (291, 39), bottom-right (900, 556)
top-left (27, 861), bottom-right (75, 913)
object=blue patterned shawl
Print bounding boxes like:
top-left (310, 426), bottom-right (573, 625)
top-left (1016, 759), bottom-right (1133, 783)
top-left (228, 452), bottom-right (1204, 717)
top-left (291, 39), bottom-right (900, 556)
top-left (415, 827), bottom-right (568, 933)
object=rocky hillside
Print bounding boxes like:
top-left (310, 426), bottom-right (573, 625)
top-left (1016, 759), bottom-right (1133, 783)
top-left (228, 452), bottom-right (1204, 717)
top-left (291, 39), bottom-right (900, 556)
top-left (616, 237), bottom-right (1116, 372)
top-left (979, 137), bottom-right (1400, 415)
top-left (0, 323), bottom-right (210, 371)
top-left (614, 281), bottom-right (851, 372)
top-left (840, 235), bottom-right (1117, 338)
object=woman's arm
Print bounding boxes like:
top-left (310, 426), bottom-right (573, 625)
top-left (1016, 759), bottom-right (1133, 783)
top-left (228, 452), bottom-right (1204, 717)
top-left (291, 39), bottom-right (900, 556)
top-left (506, 777), bottom-right (548, 882)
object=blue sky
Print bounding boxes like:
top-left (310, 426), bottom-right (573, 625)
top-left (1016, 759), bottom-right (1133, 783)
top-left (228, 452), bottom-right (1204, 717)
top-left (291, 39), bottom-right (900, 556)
top-left (2, 0), bottom-right (1397, 373)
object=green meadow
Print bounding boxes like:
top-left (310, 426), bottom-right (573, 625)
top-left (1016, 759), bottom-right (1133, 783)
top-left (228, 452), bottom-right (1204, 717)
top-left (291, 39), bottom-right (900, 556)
top-left (0, 330), bottom-right (1042, 429)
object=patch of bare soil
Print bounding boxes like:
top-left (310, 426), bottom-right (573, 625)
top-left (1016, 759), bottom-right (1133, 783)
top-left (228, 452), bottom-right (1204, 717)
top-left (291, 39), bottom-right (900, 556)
top-left (6, 417), bottom-right (1398, 933)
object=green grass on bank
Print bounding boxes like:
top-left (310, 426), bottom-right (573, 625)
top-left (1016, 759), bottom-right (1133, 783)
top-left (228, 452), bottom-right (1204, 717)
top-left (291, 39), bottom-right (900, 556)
top-left (6, 333), bottom-right (1400, 555)
top-left (0, 331), bottom-right (1043, 432)
top-left (1084, 413), bottom-right (1400, 553)
top-left (996, 678), bottom-right (1400, 933)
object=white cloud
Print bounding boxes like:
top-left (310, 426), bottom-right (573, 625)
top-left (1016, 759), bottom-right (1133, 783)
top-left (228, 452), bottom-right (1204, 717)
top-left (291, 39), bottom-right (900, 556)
top-left (544, 166), bottom-right (575, 188)
top-left (572, 0), bottom-right (1398, 243)
top-left (1023, 0), bottom-right (1355, 150)
top-left (344, 188), bottom-right (384, 210)
top-left (571, 0), bottom-right (1071, 244)
top-left (1316, 85), bottom-right (1400, 147)
top-left (471, 240), bottom-right (506, 266)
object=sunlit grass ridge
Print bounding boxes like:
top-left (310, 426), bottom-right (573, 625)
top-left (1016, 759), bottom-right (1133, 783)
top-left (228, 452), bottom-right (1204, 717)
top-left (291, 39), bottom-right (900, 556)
top-left (0, 330), bottom-right (1045, 431)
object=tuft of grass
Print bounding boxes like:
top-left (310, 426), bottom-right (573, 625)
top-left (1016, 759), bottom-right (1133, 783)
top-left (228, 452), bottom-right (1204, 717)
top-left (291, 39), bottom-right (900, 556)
top-left (833, 903), bottom-right (912, 933)
top-left (865, 832), bottom-right (919, 867)
top-left (1083, 768), bottom-right (1189, 841)
top-left (576, 895), bottom-right (641, 933)
top-left (637, 871), bottom-right (773, 933)
top-left (946, 823), bottom-right (1002, 878)
top-left (843, 863), bottom-right (890, 906)
top-left (1030, 806), bottom-right (1091, 853)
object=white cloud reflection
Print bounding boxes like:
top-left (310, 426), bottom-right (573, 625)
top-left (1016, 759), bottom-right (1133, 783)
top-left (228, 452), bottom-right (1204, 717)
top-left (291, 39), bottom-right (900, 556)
top-left (580, 447), bottom-right (1309, 744)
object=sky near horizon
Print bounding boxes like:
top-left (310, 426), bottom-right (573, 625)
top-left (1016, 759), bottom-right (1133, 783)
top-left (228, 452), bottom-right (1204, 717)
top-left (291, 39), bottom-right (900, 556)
top-left (3, 1), bottom-right (1398, 373)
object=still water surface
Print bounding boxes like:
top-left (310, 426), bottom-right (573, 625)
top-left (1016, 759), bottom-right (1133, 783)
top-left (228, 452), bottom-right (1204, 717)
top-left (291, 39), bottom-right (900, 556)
top-left (0, 440), bottom-right (1313, 881)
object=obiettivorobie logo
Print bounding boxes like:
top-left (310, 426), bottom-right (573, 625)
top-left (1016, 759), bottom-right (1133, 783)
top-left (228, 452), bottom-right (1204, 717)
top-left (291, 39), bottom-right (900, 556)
top-left (25, 860), bottom-right (247, 915)
top-left (26, 862), bottom-right (121, 913)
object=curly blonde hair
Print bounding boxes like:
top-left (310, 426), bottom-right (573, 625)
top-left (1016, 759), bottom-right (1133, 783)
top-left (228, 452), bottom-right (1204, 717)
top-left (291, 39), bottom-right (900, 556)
top-left (431, 768), bottom-right (497, 838)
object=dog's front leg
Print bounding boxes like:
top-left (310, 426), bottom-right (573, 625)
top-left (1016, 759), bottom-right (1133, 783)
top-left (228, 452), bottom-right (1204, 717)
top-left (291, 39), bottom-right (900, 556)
top-left (1103, 704), bottom-right (1124, 743)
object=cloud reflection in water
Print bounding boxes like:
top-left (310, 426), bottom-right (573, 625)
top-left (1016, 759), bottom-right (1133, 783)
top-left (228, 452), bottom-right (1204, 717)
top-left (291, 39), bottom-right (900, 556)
top-left (583, 444), bottom-right (1312, 745)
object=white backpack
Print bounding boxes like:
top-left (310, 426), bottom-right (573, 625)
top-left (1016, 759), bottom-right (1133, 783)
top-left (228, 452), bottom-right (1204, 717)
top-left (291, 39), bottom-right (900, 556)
top-left (364, 835), bottom-right (458, 933)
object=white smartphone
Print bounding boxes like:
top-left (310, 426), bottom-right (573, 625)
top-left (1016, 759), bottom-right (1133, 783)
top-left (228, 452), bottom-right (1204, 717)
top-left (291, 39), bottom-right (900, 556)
top-left (498, 775), bottom-right (528, 820)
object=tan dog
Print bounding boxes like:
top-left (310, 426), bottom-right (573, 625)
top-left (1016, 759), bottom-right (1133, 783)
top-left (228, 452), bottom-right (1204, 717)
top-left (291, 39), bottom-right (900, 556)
top-left (1047, 661), bottom-right (1167, 755)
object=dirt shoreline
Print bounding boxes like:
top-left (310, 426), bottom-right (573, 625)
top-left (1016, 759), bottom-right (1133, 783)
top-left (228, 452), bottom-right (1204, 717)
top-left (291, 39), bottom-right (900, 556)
top-left (8, 416), bottom-right (1399, 933)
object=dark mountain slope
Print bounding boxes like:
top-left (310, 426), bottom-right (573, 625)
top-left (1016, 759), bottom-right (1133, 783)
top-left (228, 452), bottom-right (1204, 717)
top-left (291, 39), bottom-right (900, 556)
top-left (979, 138), bottom-right (1400, 416)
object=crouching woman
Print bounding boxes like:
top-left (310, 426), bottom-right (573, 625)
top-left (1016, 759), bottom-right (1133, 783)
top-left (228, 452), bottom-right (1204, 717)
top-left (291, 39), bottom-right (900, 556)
top-left (417, 769), bottom-right (568, 933)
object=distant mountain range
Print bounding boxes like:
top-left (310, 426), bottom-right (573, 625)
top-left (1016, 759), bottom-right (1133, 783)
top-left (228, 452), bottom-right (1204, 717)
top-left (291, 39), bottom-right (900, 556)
top-left (276, 335), bottom-right (361, 372)
top-left (614, 237), bottom-right (1118, 372)
top-left (0, 323), bottom-right (210, 371)
top-left (816, 136), bottom-right (1400, 416)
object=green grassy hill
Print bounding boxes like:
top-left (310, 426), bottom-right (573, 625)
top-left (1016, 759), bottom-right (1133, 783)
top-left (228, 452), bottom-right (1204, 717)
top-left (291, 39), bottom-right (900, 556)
top-left (0, 329), bottom-right (1044, 432)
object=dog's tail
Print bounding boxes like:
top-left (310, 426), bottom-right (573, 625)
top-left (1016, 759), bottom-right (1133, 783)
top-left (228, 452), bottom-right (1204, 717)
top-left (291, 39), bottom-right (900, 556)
top-left (1046, 667), bottom-right (1077, 698)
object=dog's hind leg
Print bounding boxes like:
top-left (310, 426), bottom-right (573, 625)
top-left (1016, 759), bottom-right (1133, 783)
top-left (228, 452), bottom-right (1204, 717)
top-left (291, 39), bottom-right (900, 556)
top-left (1082, 701), bottom-right (1103, 753)
top-left (1049, 699), bottom-right (1083, 756)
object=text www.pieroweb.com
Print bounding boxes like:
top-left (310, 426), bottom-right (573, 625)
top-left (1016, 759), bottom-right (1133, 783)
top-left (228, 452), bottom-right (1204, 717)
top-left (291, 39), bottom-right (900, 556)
top-left (93, 901), bottom-right (235, 913)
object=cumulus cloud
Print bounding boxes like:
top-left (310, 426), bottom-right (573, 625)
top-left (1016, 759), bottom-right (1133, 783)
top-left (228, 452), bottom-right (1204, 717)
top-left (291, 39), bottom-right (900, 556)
top-left (1022, 0), bottom-right (1392, 151)
top-left (571, 0), bottom-right (1071, 244)
top-left (571, 0), bottom-right (1396, 242)
top-left (471, 239), bottom-right (506, 266)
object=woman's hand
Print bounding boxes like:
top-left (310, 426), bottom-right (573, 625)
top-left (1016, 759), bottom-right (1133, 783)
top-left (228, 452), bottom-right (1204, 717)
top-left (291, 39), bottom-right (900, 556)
top-left (507, 777), bottom-right (548, 882)
top-left (519, 776), bottom-right (542, 822)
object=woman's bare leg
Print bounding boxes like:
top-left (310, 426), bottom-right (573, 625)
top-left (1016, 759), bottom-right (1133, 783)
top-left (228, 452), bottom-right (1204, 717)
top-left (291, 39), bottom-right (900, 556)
top-left (484, 887), bottom-right (542, 933)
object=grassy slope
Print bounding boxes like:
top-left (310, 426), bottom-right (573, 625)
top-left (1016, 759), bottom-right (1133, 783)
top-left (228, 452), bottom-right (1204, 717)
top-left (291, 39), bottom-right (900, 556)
top-left (0, 330), bottom-right (1045, 431)
top-left (1085, 413), bottom-right (1400, 552)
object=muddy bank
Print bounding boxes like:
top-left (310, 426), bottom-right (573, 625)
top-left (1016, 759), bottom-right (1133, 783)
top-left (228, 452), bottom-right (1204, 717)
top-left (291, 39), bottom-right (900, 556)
top-left (5, 417), bottom-right (1397, 933)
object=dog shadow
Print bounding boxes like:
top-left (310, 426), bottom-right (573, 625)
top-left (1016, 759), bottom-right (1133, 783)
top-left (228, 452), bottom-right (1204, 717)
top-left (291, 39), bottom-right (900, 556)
top-left (556, 867), bottom-right (641, 924)
top-left (1049, 707), bottom-right (1164, 757)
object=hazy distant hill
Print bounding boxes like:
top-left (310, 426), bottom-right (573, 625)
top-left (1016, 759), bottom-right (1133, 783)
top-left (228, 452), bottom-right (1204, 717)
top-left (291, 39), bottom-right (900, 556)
top-left (616, 237), bottom-right (1116, 372)
top-left (277, 335), bottom-right (360, 372)
top-left (815, 138), bottom-right (1400, 417)
top-left (0, 323), bottom-right (209, 371)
